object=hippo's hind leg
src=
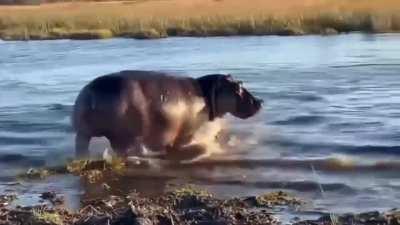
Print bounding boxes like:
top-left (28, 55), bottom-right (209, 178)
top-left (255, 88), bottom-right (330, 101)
top-left (75, 132), bottom-right (91, 158)
top-left (107, 134), bottom-right (140, 158)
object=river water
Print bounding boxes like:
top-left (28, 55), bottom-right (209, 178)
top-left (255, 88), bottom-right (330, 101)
top-left (0, 34), bottom-right (399, 217)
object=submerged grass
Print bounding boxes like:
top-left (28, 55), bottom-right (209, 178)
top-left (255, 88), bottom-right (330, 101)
top-left (32, 209), bottom-right (64, 225)
top-left (0, 0), bottom-right (399, 40)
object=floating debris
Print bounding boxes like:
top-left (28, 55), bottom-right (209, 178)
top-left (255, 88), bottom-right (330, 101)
top-left (0, 194), bottom-right (17, 207)
top-left (19, 168), bottom-right (51, 180)
top-left (40, 192), bottom-right (64, 206)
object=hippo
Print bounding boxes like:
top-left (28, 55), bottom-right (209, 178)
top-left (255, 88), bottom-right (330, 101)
top-left (72, 70), bottom-right (262, 161)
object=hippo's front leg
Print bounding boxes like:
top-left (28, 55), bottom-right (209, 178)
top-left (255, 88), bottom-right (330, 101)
top-left (106, 134), bottom-right (143, 158)
top-left (164, 144), bottom-right (207, 162)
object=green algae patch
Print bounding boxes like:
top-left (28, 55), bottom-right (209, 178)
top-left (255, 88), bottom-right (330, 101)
top-left (18, 168), bottom-right (52, 180)
top-left (223, 191), bottom-right (304, 209)
top-left (168, 186), bottom-right (214, 210)
top-left (17, 158), bottom-right (126, 183)
top-left (65, 158), bottom-right (127, 183)
top-left (66, 160), bottom-right (108, 174)
top-left (171, 186), bottom-right (212, 199)
top-left (67, 158), bottom-right (126, 174)
top-left (256, 191), bottom-right (304, 207)
top-left (32, 209), bottom-right (65, 225)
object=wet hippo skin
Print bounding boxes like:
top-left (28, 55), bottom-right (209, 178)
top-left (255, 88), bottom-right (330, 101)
top-left (72, 70), bottom-right (262, 161)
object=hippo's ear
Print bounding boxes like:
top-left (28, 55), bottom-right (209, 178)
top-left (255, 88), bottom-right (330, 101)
top-left (197, 74), bottom-right (226, 121)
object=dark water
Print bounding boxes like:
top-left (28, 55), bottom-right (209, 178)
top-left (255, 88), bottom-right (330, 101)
top-left (0, 34), bottom-right (400, 217)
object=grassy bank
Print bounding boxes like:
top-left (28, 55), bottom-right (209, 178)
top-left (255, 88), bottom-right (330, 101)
top-left (0, 0), bottom-right (400, 40)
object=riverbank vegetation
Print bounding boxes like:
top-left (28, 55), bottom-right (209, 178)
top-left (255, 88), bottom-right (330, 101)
top-left (1, 159), bottom-right (399, 225)
top-left (1, 187), bottom-right (400, 225)
top-left (0, 0), bottom-right (399, 40)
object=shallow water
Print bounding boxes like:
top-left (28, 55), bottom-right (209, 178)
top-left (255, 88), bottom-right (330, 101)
top-left (0, 34), bottom-right (400, 217)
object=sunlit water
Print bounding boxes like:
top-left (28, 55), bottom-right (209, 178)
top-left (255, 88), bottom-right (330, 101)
top-left (0, 34), bottom-right (400, 218)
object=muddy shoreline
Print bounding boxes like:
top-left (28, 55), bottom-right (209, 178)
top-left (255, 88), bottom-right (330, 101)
top-left (0, 159), bottom-right (399, 225)
top-left (1, 187), bottom-right (399, 225)
top-left (1, 29), bottom-right (400, 42)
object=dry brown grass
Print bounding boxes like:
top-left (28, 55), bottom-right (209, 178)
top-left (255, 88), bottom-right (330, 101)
top-left (0, 0), bottom-right (399, 40)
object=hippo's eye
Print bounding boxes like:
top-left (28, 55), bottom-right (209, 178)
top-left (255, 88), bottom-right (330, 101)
top-left (233, 81), bottom-right (242, 89)
top-left (235, 85), bottom-right (243, 96)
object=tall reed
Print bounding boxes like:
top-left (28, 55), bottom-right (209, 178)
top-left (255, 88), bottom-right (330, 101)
top-left (0, 0), bottom-right (399, 40)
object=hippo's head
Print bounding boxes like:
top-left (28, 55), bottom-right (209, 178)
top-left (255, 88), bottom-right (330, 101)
top-left (197, 74), bottom-right (263, 120)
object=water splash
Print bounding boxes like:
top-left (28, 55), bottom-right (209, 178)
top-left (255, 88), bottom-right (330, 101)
top-left (187, 118), bottom-right (226, 159)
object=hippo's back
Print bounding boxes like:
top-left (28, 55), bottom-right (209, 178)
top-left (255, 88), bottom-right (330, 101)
top-left (72, 70), bottom-right (203, 138)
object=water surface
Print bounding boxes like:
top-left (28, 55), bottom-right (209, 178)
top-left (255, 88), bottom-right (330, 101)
top-left (0, 34), bottom-right (400, 217)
